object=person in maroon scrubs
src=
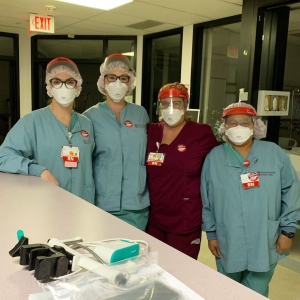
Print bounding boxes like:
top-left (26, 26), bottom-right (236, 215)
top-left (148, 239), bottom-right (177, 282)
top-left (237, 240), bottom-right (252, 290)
top-left (146, 82), bottom-right (218, 259)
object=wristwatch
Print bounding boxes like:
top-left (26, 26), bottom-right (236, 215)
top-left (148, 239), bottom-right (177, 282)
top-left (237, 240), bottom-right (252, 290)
top-left (281, 230), bottom-right (295, 239)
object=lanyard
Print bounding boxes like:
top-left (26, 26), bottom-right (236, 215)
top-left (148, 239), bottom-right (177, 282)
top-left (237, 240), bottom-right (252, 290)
top-left (156, 142), bottom-right (160, 152)
top-left (50, 108), bottom-right (78, 147)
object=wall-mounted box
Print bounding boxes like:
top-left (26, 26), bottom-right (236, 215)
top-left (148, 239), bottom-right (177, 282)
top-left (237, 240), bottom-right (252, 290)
top-left (257, 90), bottom-right (290, 116)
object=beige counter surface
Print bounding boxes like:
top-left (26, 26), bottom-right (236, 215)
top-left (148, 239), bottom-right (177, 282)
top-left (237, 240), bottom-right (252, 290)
top-left (0, 173), bottom-right (267, 300)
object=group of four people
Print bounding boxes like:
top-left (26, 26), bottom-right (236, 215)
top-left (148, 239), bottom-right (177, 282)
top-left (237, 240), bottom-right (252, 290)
top-left (0, 54), bottom-right (299, 298)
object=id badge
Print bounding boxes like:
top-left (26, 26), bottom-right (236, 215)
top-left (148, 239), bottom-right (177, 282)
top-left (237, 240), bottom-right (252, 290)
top-left (147, 152), bottom-right (165, 166)
top-left (240, 172), bottom-right (260, 189)
top-left (61, 146), bottom-right (80, 168)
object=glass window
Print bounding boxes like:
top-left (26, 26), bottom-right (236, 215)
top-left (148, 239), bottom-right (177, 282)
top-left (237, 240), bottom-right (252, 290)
top-left (199, 23), bottom-right (241, 140)
top-left (107, 40), bottom-right (135, 57)
top-left (151, 34), bottom-right (181, 121)
top-left (0, 61), bottom-right (11, 144)
top-left (281, 8), bottom-right (300, 149)
top-left (34, 37), bottom-right (137, 110)
top-left (0, 37), bottom-right (14, 56)
top-left (107, 40), bottom-right (136, 102)
top-left (37, 40), bottom-right (103, 59)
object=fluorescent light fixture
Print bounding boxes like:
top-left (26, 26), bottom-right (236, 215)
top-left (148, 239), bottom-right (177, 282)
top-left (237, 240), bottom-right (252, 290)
top-left (55, 0), bottom-right (133, 10)
top-left (122, 52), bottom-right (134, 56)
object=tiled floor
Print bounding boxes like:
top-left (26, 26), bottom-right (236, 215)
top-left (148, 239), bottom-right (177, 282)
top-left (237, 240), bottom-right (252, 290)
top-left (198, 233), bottom-right (300, 299)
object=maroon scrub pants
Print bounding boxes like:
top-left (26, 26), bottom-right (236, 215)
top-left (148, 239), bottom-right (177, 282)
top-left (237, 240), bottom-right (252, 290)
top-left (147, 224), bottom-right (201, 259)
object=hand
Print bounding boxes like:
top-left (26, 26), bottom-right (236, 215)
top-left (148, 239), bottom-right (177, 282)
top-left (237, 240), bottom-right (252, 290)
top-left (41, 170), bottom-right (59, 186)
top-left (208, 239), bottom-right (221, 258)
top-left (276, 234), bottom-right (293, 254)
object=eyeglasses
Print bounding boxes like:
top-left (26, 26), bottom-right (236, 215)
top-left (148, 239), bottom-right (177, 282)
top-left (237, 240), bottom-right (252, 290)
top-left (225, 120), bottom-right (253, 128)
top-left (50, 79), bottom-right (77, 89)
top-left (160, 101), bottom-right (183, 109)
top-left (105, 74), bottom-right (130, 83)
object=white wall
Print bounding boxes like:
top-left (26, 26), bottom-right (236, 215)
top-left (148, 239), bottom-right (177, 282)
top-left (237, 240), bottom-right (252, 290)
top-left (135, 35), bottom-right (143, 106)
top-left (180, 25), bottom-right (193, 87)
top-left (19, 34), bottom-right (32, 117)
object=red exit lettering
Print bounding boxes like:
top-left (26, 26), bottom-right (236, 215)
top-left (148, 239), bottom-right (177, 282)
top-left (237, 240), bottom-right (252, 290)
top-left (33, 16), bottom-right (52, 31)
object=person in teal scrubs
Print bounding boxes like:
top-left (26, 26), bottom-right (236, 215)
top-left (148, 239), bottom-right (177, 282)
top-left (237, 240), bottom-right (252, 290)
top-left (83, 53), bottom-right (149, 230)
top-left (0, 57), bottom-right (95, 204)
top-left (201, 102), bottom-right (300, 297)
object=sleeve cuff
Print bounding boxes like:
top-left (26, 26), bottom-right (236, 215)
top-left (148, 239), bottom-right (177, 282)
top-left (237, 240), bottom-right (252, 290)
top-left (206, 231), bottom-right (217, 240)
top-left (281, 226), bottom-right (296, 233)
top-left (28, 164), bottom-right (47, 177)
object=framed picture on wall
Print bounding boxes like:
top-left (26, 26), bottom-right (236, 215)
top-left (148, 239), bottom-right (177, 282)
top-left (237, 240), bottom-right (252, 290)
top-left (257, 90), bottom-right (290, 116)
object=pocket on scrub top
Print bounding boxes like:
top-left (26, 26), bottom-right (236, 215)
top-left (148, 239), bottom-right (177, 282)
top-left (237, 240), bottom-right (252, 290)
top-left (267, 220), bottom-right (281, 261)
top-left (216, 223), bottom-right (228, 258)
top-left (94, 165), bottom-right (107, 196)
top-left (137, 165), bottom-right (147, 195)
top-left (267, 220), bottom-right (280, 248)
top-left (84, 185), bottom-right (95, 203)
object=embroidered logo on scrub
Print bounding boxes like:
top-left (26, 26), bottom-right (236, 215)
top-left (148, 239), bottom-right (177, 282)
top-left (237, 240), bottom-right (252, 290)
top-left (177, 144), bottom-right (186, 152)
top-left (124, 120), bottom-right (133, 128)
top-left (80, 130), bottom-right (89, 138)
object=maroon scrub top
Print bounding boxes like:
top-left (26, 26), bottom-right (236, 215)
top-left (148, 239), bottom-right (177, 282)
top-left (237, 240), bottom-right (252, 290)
top-left (146, 121), bottom-right (218, 234)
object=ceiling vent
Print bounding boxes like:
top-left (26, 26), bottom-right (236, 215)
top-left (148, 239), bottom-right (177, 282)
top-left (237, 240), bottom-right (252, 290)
top-left (127, 20), bottom-right (163, 30)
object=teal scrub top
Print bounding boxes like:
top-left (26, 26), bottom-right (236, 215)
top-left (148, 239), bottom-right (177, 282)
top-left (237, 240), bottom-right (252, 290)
top-left (83, 102), bottom-right (150, 211)
top-left (0, 107), bottom-right (95, 204)
top-left (201, 139), bottom-right (300, 273)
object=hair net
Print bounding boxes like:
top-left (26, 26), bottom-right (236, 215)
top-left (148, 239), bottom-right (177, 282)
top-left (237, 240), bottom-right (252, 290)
top-left (218, 102), bottom-right (267, 141)
top-left (45, 57), bottom-right (82, 98)
top-left (97, 53), bottom-right (136, 96)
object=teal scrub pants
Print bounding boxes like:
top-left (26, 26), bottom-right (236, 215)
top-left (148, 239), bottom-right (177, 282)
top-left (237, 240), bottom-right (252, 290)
top-left (111, 208), bottom-right (149, 231)
top-left (216, 258), bottom-right (277, 297)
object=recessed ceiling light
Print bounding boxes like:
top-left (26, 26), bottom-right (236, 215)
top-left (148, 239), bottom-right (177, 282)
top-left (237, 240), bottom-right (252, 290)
top-left (55, 0), bottom-right (133, 10)
top-left (44, 5), bottom-right (56, 11)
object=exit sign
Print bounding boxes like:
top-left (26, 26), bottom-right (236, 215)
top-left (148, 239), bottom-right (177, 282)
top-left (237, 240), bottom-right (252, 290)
top-left (29, 14), bottom-right (54, 33)
top-left (227, 45), bottom-right (239, 59)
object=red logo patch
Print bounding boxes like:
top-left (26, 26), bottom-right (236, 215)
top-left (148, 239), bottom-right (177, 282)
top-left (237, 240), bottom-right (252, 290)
top-left (177, 144), bottom-right (186, 152)
top-left (244, 160), bottom-right (250, 168)
top-left (124, 120), bottom-right (133, 128)
top-left (80, 130), bottom-right (89, 138)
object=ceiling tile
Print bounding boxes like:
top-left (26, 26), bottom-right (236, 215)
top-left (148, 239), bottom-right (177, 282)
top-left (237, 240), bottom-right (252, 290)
top-left (221, 0), bottom-right (242, 5)
top-left (144, 24), bottom-right (183, 34)
top-left (55, 26), bottom-right (108, 35)
top-left (112, 2), bottom-right (211, 26)
top-left (136, 0), bottom-right (242, 19)
top-left (89, 12), bottom-right (146, 26)
top-left (0, 16), bottom-right (27, 28)
top-left (68, 20), bottom-right (147, 35)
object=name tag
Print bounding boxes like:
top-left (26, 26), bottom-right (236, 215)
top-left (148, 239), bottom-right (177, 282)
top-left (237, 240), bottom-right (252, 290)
top-left (147, 152), bottom-right (165, 166)
top-left (240, 172), bottom-right (260, 189)
top-left (61, 146), bottom-right (80, 168)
